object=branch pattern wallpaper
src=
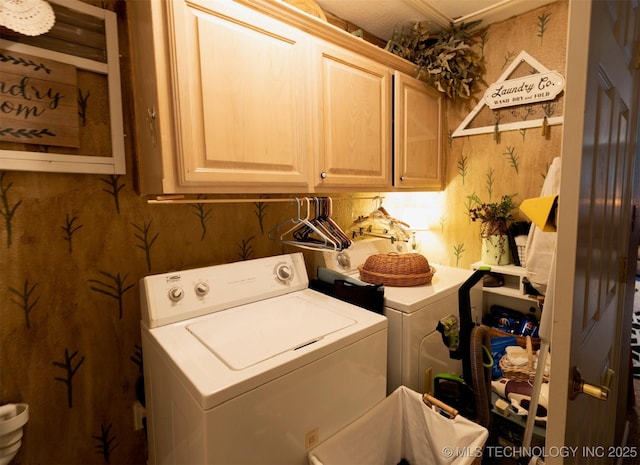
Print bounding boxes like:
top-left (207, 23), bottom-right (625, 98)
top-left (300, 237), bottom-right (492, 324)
top-left (0, 1), bottom-right (567, 463)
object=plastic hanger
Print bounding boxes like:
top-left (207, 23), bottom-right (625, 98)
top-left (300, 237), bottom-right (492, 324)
top-left (347, 199), bottom-right (412, 243)
top-left (268, 198), bottom-right (342, 251)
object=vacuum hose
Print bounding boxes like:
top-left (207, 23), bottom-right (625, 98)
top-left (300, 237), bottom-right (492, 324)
top-left (470, 325), bottom-right (493, 430)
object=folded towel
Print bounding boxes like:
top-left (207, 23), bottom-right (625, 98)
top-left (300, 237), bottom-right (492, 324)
top-left (506, 346), bottom-right (527, 356)
top-left (506, 345), bottom-right (528, 366)
top-left (533, 350), bottom-right (551, 376)
top-left (525, 157), bottom-right (561, 294)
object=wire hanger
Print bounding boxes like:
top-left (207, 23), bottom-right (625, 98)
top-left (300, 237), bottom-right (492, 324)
top-left (268, 197), bottom-right (351, 251)
top-left (300, 197), bottom-right (351, 250)
top-left (346, 197), bottom-right (412, 243)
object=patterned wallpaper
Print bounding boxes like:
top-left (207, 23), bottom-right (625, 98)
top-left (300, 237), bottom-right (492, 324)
top-left (0, 1), bottom-right (567, 463)
top-left (0, 170), bottom-right (368, 463)
top-left (435, 1), bottom-right (568, 270)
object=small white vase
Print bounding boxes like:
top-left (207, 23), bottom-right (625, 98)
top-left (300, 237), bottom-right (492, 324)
top-left (481, 235), bottom-right (511, 265)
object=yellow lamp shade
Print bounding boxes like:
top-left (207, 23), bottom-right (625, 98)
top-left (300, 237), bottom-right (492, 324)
top-left (519, 195), bottom-right (558, 232)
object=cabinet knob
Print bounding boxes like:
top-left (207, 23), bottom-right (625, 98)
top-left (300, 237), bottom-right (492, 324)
top-left (320, 171), bottom-right (327, 179)
top-left (400, 175), bottom-right (406, 181)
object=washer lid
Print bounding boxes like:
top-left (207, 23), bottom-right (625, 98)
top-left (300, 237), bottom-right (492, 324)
top-left (186, 294), bottom-right (356, 370)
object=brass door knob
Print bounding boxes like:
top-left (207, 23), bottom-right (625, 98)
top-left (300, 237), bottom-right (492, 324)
top-left (569, 366), bottom-right (612, 401)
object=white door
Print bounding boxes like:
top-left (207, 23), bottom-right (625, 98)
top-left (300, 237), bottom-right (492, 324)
top-left (546, 1), bottom-right (639, 464)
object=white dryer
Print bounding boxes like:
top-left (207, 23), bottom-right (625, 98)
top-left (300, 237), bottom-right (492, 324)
top-left (317, 239), bottom-right (482, 394)
top-left (140, 253), bottom-right (387, 465)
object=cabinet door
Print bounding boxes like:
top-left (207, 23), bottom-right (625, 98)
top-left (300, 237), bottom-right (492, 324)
top-left (393, 71), bottom-right (443, 189)
top-left (314, 42), bottom-right (392, 189)
top-left (167, 0), bottom-right (311, 191)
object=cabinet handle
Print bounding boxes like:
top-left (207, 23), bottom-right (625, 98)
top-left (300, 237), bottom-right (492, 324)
top-left (400, 175), bottom-right (406, 181)
top-left (320, 171), bottom-right (327, 179)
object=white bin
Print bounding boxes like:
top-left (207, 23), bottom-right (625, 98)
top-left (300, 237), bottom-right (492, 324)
top-left (308, 386), bottom-right (488, 465)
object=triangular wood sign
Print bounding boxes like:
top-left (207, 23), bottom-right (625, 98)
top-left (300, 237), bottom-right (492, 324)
top-left (452, 50), bottom-right (565, 138)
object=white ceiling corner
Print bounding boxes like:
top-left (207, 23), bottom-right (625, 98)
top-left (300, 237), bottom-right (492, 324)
top-left (315, 0), bottom-right (558, 41)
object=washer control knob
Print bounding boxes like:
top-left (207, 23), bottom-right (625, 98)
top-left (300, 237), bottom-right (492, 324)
top-left (194, 282), bottom-right (209, 297)
top-left (168, 287), bottom-right (184, 302)
top-left (275, 263), bottom-right (293, 283)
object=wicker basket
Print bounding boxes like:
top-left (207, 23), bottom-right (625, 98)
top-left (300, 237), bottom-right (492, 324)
top-left (489, 327), bottom-right (540, 350)
top-left (499, 336), bottom-right (549, 383)
top-left (358, 253), bottom-right (435, 287)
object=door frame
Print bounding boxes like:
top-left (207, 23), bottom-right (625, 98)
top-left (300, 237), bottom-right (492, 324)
top-left (546, 0), bottom-right (639, 461)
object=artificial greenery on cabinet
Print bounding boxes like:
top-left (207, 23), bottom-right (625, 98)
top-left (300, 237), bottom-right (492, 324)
top-left (385, 21), bottom-right (486, 100)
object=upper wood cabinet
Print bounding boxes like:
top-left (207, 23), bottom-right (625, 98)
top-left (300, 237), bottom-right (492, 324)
top-left (313, 42), bottom-right (392, 190)
top-left (128, 0), bottom-right (312, 194)
top-left (393, 71), bottom-right (444, 190)
top-left (128, 0), bottom-right (443, 195)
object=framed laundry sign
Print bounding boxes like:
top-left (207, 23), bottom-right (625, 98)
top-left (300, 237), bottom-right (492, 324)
top-left (0, 49), bottom-right (80, 147)
top-left (484, 71), bottom-right (565, 109)
top-left (452, 51), bottom-right (565, 138)
top-left (0, 0), bottom-right (125, 174)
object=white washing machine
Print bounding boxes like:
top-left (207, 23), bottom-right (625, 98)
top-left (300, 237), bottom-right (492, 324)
top-left (140, 253), bottom-right (387, 465)
top-left (316, 239), bottom-right (483, 394)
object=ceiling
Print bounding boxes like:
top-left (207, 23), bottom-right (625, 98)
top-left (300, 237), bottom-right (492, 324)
top-left (314, 0), bottom-right (557, 41)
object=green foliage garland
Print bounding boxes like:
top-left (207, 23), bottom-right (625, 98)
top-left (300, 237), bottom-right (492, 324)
top-left (386, 21), bottom-right (486, 100)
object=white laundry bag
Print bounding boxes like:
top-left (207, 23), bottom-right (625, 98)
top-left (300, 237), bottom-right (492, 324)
top-left (308, 386), bottom-right (487, 465)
